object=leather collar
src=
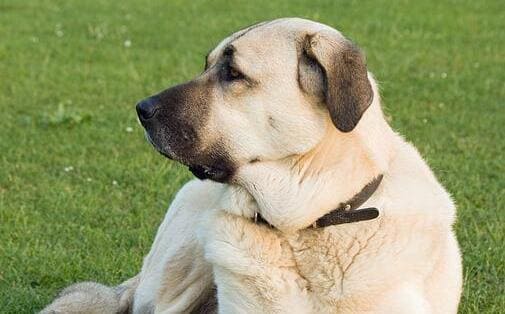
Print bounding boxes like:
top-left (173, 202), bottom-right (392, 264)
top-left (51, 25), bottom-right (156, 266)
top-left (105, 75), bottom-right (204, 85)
top-left (254, 174), bottom-right (383, 229)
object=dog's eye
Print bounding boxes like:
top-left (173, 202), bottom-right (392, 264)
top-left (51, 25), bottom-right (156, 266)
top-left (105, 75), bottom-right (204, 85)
top-left (229, 68), bottom-right (241, 79)
top-left (222, 65), bottom-right (245, 82)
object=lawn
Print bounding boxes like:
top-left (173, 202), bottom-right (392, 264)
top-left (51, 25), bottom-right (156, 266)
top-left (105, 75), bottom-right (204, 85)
top-left (0, 0), bottom-right (503, 312)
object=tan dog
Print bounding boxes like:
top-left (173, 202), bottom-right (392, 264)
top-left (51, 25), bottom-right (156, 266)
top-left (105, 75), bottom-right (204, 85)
top-left (41, 18), bottom-right (462, 313)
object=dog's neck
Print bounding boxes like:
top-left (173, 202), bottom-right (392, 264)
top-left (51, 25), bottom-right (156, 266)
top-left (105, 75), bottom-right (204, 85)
top-left (231, 101), bottom-right (396, 233)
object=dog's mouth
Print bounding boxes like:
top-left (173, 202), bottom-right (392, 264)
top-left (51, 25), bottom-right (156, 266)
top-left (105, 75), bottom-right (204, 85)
top-left (144, 131), bottom-right (234, 183)
top-left (187, 164), bottom-right (231, 182)
top-left (144, 132), bottom-right (175, 160)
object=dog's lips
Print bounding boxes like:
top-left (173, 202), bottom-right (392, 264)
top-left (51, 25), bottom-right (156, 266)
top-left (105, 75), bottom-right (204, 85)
top-left (143, 131), bottom-right (234, 182)
top-left (188, 164), bottom-right (231, 182)
top-left (144, 132), bottom-right (175, 160)
top-left (144, 132), bottom-right (230, 181)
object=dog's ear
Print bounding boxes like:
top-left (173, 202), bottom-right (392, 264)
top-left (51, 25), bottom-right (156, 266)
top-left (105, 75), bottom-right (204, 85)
top-left (298, 33), bottom-right (373, 132)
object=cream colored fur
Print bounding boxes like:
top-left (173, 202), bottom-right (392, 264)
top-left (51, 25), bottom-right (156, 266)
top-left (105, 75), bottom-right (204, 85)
top-left (41, 18), bottom-right (462, 313)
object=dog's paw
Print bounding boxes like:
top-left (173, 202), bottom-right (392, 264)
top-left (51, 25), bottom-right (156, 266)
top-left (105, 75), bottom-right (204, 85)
top-left (219, 184), bottom-right (259, 218)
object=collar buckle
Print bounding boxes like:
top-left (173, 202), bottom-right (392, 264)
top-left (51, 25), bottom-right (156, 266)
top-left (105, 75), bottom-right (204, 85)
top-left (253, 174), bottom-right (383, 230)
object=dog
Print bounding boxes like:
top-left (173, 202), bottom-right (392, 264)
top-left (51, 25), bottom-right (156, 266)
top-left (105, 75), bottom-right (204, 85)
top-left (41, 18), bottom-right (462, 313)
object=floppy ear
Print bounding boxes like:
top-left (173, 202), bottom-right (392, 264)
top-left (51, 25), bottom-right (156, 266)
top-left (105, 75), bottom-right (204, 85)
top-left (298, 33), bottom-right (373, 132)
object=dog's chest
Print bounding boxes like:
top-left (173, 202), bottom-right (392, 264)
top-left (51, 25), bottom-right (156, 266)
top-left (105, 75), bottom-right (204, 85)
top-left (286, 219), bottom-right (389, 304)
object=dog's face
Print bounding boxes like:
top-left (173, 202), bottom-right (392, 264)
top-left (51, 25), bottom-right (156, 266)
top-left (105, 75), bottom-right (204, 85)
top-left (137, 18), bottom-right (373, 182)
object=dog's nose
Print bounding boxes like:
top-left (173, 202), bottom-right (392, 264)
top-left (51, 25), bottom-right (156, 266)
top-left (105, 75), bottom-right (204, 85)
top-left (136, 97), bottom-right (159, 120)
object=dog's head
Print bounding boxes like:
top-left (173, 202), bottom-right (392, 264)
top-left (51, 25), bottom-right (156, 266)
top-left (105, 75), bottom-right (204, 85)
top-left (137, 18), bottom-right (373, 182)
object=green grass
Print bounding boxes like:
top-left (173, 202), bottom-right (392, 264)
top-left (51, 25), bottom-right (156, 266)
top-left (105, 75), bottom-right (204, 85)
top-left (0, 0), bottom-right (503, 312)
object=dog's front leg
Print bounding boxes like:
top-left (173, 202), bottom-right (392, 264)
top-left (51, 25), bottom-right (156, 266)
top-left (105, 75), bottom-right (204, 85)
top-left (135, 179), bottom-right (261, 314)
top-left (134, 180), bottom-right (222, 313)
top-left (200, 211), bottom-right (314, 314)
